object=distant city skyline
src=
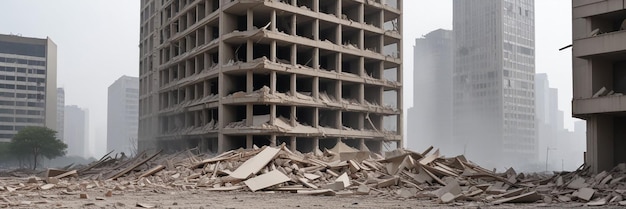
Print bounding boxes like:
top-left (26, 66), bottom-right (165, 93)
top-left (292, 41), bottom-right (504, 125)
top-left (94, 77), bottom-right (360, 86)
top-left (0, 1), bottom-right (579, 155)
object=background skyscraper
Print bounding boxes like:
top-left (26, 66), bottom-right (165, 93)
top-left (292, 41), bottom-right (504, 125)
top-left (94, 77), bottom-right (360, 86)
top-left (0, 34), bottom-right (57, 142)
top-left (56, 87), bottom-right (64, 141)
top-left (64, 105), bottom-right (88, 158)
top-left (452, 0), bottom-right (536, 168)
top-left (407, 29), bottom-right (453, 152)
top-left (107, 75), bottom-right (138, 156)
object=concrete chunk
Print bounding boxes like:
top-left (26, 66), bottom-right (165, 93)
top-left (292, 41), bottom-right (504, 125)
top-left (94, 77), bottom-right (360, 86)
top-left (243, 170), bottom-right (291, 192)
top-left (577, 188), bottom-right (595, 201)
top-left (441, 192), bottom-right (456, 203)
top-left (335, 172), bottom-right (351, 188)
top-left (356, 184), bottom-right (370, 195)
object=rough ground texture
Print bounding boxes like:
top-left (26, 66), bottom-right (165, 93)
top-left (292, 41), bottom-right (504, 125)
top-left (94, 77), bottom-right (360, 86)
top-left (3, 144), bottom-right (626, 208)
top-left (0, 187), bottom-right (591, 209)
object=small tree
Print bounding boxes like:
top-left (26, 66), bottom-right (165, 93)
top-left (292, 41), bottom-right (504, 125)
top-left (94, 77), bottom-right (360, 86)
top-left (9, 126), bottom-right (67, 169)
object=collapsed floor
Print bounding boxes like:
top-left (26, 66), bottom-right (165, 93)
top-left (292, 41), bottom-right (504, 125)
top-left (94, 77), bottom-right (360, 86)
top-left (2, 144), bottom-right (626, 208)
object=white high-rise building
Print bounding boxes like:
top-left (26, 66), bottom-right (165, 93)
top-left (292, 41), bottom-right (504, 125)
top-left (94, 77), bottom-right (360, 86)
top-left (107, 75), bottom-right (138, 156)
top-left (56, 87), bottom-right (64, 141)
top-left (407, 29), bottom-right (453, 152)
top-left (64, 105), bottom-right (88, 158)
top-left (452, 0), bottom-right (536, 168)
top-left (0, 34), bottom-right (57, 142)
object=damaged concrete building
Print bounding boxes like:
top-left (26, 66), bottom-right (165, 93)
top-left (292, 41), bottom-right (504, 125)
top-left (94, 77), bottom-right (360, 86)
top-left (138, 0), bottom-right (403, 154)
top-left (572, 0), bottom-right (626, 173)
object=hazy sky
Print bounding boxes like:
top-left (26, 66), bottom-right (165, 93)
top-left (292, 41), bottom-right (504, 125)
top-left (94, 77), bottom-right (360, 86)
top-left (0, 0), bottom-right (577, 156)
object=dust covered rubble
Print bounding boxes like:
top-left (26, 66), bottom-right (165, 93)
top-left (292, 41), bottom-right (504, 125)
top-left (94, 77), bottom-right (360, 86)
top-left (2, 143), bottom-right (626, 208)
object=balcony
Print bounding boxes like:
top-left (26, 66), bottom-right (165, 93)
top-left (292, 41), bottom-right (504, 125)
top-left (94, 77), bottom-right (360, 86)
top-left (573, 30), bottom-right (626, 58)
top-left (573, 94), bottom-right (626, 115)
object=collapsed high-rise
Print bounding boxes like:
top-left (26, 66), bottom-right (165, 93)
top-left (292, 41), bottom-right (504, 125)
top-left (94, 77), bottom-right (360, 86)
top-left (138, 0), bottom-right (403, 153)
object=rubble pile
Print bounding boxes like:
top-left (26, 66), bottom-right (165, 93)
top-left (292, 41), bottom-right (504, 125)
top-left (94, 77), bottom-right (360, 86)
top-left (3, 143), bottom-right (626, 207)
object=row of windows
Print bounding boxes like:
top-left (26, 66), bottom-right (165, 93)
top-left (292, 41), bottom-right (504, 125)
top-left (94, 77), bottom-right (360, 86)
top-left (0, 75), bottom-right (45, 83)
top-left (0, 57), bottom-right (46, 66)
top-left (0, 100), bottom-right (45, 108)
top-left (0, 125), bottom-right (29, 131)
top-left (0, 133), bottom-right (14, 139)
top-left (0, 92), bottom-right (43, 99)
top-left (0, 116), bottom-right (44, 123)
top-left (0, 108), bottom-right (41, 115)
top-left (0, 84), bottom-right (45, 91)
top-left (0, 66), bottom-right (46, 74)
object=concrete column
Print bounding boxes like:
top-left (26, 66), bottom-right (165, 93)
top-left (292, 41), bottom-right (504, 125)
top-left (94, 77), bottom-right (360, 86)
top-left (587, 115), bottom-right (614, 173)
top-left (312, 77), bottom-right (319, 100)
top-left (247, 9), bottom-right (253, 31)
top-left (199, 137), bottom-right (207, 153)
top-left (378, 10), bottom-right (384, 29)
top-left (271, 10), bottom-right (277, 32)
top-left (270, 135), bottom-right (277, 146)
top-left (313, 107), bottom-right (319, 128)
top-left (336, 53), bottom-right (342, 73)
top-left (270, 104), bottom-right (276, 125)
top-left (246, 135), bottom-right (253, 149)
top-left (359, 138), bottom-right (365, 151)
top-left (270, 71), bottom-right (277, 94)
top-left (336, 0), bottom-right (341, 17)
top-left (291, 106), bottom-right (296, 126)
top-left (246, 39), bottom-right (253, 62)
top-left (246, 104), bottom-right (253, 126)
top-left (337, 25), bottom-right (342, 46)
top-left (313, 137), bottom-right (320, 152)
top-left (291, 15), bottom-right (296, 35)
top-left (290, 74), bottom-right (297, 96)
top-left (313, 0), bottom-right (319, 12)
top-left (313, 48), bottom-right (319, 69)
top-left (313, 19), bottom-right (320, 41)
top-left (358, 30), bottom-right (364, 50)
top-left (271, 40), bottom-right (277, 62)
top-left (247, 70), bottom-right (253, 93)
top-left (358, 3), bottom-right (364, 23)
top-left (358, 57), bottom-right (364, 77)
top-left (358, 83), bottom-right (364, 104)
top-left (290, 136), bottom-right (296, 152)
top-left (336, 80), bottom-right (342, 102)
top-left (291, 44), bottom-right (297, 65)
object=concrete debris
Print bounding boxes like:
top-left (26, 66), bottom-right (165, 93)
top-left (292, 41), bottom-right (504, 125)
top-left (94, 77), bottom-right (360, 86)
top-left (4, 146), bottom-right (626, 207)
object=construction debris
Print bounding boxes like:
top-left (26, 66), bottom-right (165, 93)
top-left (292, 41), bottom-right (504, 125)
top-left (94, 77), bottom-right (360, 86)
top-left (3, 144), bottom-right (626, 207)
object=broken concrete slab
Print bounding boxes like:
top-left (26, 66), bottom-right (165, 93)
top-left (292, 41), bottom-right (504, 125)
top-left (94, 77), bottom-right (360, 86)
top-left (229, 146), bottom-right (282, 180)
top-left (335, 172), bottom-right (351, 188)
top-left (243, 170), bottom-right (291, 192)
top-left (322, 182), bottom-right (345, 191)
top-left (356, 184), bottom-right (370, 195)
top-left (435, 178), bottom-right (462, 198)
top-left (577, 188), bottom-right (595, 201)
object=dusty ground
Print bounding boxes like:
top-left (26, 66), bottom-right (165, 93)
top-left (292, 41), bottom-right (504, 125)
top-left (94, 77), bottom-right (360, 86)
top-left (1, 187), bottom-right (594, 209)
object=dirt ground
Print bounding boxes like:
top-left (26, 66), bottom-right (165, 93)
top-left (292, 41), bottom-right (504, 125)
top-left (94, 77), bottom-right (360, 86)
top-left (1, 187), bottom-right (594, 209)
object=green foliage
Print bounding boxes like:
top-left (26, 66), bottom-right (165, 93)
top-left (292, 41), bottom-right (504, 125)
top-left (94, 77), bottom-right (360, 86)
top-left (9, 126), bottom-right (67, 169)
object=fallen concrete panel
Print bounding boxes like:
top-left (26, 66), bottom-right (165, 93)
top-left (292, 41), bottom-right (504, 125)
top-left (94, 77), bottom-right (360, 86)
top-left (229, 146), bottom-right (281, 179)
top-left (243, 170), bottom-right (291, 192)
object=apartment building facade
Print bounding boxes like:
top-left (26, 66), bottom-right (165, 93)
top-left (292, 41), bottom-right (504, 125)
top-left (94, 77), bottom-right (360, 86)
top-left (452, 0), bottom-right (537, 167)
top-left (138, 0), bottom-right (403, 153)
top-left (0, 34), bottom-right (57, 142)
top-left (571, 0), bottom-right (626, 173)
